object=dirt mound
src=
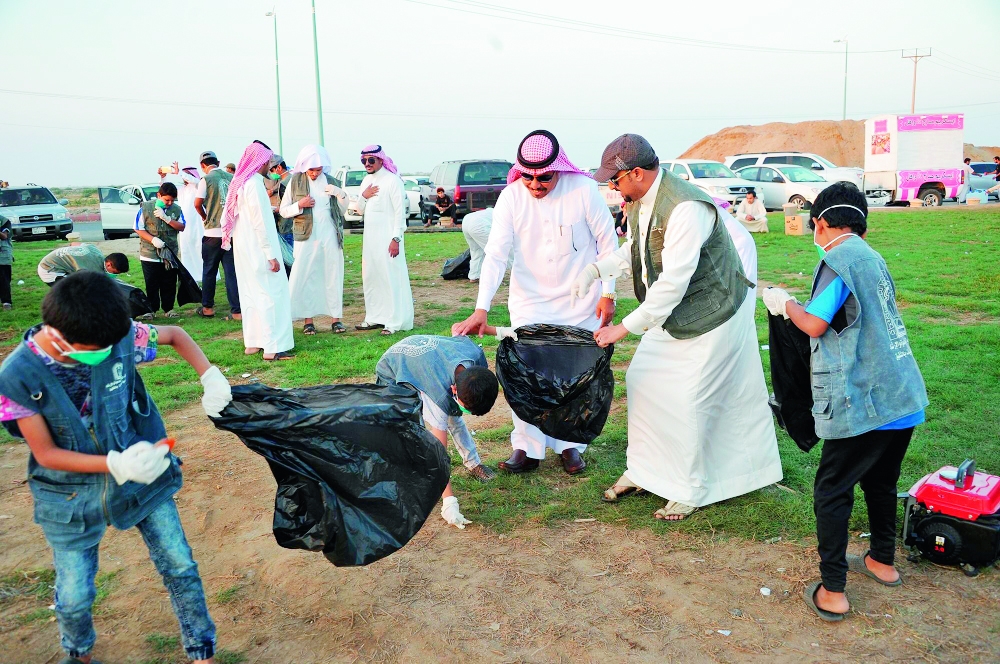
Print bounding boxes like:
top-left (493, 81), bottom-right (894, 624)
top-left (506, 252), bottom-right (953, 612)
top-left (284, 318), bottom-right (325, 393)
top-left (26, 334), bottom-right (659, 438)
top-left (680, 120), bottom-right (1000, 167)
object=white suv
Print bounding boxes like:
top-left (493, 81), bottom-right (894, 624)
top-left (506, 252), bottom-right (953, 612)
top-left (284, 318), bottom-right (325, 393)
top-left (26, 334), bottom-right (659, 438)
top-left (724, 152), bottom-right (863, 189)
top-left (659, 160), bottom-right (762, 206)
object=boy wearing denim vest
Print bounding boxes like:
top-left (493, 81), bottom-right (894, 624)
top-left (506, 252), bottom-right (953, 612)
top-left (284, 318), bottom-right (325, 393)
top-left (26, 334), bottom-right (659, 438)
top-left (763, 182), bottom-right (928, 622)
top-left (0, 271), bottom-right (233, 663)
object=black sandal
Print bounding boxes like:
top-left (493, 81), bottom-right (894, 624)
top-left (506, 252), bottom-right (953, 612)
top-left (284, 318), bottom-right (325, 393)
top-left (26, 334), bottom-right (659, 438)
top-left (195, 307), bottom-right (215, 318)
top-left (303, 323), bottom-right (316, 335)
top-left (331, 321), bottom-right (347, 334)
top-left (355, 322), bottom-right (385, 331)
top-left (263, 351), bottom-right (295, 361)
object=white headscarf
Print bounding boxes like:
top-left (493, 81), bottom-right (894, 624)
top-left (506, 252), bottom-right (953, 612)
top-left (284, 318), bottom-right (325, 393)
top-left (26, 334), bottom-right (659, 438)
top-left (293, 144), bottom-right (332, 175)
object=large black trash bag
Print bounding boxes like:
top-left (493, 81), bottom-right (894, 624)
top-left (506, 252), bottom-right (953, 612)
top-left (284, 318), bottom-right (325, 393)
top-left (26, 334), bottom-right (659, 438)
top-left (113, 280), bottom-right (154, 319)
top-left (156, 246), bottom-right (203, 307)
top-left (441, 250), bottom-right (471, 280)
top-left (496, 324), bottom-right (614, 444)
top-left (210, 383), bottom-right (451, 566)
top-left (767, 311), bottom-right (819, 452)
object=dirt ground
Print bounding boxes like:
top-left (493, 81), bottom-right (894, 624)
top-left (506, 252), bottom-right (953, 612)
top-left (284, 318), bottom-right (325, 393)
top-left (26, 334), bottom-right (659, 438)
top-left (1, 245), bottom-right (998, 663)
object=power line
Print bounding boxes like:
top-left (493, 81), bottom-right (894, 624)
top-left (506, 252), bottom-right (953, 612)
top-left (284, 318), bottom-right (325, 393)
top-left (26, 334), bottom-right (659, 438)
top-left (935, 50), bottom-right (1000, 77)
top-left (924, 58), bottom-right (1000, 83)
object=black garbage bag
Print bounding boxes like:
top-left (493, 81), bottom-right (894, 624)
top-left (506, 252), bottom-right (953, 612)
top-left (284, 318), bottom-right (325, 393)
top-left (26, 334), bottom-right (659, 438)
top-left (113, 280), bottom-right (154, 319)
top-left (441, 250), bottom-right (471, 280)
top-left (496, 324), bottom-right (614, 444)
top-left (767, 311), bottom-right (819, 452)
top-left (156, 246), bottom-right (203, 307)
top-left (210, 383), bottom-right (451, 566)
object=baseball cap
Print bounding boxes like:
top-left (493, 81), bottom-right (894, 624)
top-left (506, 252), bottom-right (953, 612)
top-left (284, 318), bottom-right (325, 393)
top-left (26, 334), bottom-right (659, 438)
top-left (267, 153), bottom-right (284, 169)
top-left (593, 134), bottom-right (658, 182)
top-left (199, 150), bottom-right (217, 162)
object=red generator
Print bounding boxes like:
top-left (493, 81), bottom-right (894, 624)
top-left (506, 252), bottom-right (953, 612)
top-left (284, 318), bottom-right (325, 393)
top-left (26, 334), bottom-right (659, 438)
top-left (902, 459), bottom-right (1000, 576)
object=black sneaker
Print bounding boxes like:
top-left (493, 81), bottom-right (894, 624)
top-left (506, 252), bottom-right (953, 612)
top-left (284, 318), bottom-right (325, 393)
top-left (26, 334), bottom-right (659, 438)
top-left (467, 464), bottom-right (496, 483)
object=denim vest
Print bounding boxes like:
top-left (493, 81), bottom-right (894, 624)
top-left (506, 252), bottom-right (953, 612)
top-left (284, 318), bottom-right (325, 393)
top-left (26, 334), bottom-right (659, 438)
top-left (375, 336), bottom-right (487, 417)
top-left (628, 172), bottom-right (754, 339)
top-left (808, 236), bottom-right (929, 439)
top-left (0, 325), bottom-right (182, 550)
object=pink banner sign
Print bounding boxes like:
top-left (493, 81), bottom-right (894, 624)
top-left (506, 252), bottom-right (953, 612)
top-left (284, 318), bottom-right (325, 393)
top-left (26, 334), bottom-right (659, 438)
top-left (897, 114), bottom-right (964, 132)
top-left (898, 169), bottom-right (963, 200)
top-left (874, 119), bottom-right (887, 133)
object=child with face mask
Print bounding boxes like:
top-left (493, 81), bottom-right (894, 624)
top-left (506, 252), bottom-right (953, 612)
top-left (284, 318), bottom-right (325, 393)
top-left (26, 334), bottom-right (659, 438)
top-left (0, 271), bottom-right (232, 663)
top-left (762, 182), bottom-right (928, 623)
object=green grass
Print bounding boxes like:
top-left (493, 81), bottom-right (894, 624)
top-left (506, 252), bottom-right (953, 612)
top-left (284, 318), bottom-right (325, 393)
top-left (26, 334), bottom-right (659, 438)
top-left (1, 210), bottom-right (998, 544)
top-left (214, 584), bottom-right (244, 605)
top-left (14, 607), bottom-right (54, 626)
top-left (145, 633), bottom-right (180, 653)
top-left (0, 569), bottom-right (55, 604)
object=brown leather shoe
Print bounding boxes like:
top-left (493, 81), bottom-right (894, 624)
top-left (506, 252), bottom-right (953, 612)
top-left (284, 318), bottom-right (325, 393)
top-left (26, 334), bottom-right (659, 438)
top-left (498, 449), bottom-right (539, 474)
top-left (561, 448), bottom-right (586, 475)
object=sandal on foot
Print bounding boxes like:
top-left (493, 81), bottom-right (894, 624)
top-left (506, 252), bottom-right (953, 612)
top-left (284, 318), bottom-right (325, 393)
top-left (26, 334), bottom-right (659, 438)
top-left (602, 475), bottom-right (646, 503)
top-left (164, 310), bottom-right (180, 318)
top-left (654, 500), bottom-right (698, 521)
top-left (847, 551), bottom-right (902, 586)
top-left (222, 314), bottom-right (241, 322)
top-left (355, 322), bottom-right (384, 331)
top-left (802, 581), bottom-right (847, 622)
top-left (380, 329), bottom-right (394, 336)
top-left (196, 307), bottom-right (215, 318)
top-left (331, 321), bottom-right (347, 334)
top-left (244, 347), bottom-right (262, 356)
top-left (263, 351), bottom-right (295, 361)
top-left (303, 323), bottom-right (316, 336)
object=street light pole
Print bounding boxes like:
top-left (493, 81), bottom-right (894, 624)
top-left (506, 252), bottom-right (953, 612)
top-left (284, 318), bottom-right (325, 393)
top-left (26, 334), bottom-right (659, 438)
top-left (834, 38), bottom-right (847, 121)
top-left (266, 8), bottom-right (283, 156)
top-left (310, 0), bottom-right (325, 146)
top-left (902, 48), bottom-right (932, 114)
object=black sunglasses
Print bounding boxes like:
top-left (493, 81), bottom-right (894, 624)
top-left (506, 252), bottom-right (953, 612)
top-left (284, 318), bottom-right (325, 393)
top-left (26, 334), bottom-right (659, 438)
top-left (609, 169), bottom-right (634, 187)
top-left (521, 172), bottom-right (555, 183)
top-left (362, 157), bottom-right (379, 166)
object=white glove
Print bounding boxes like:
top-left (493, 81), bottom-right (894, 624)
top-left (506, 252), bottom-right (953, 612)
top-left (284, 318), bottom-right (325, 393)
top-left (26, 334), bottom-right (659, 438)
top-left (106, 442), bottom-right (170, 485)
top-left (153, 208), bottom-right (168, 221)
top-left (200, 365), bottom-right (232, 418)
top-left (495, 327), bottom-right (518, 342)
top-left (441, 496), bottom-right (471, 530)
top-left (570, 264), bottom-right (600, 306)
top-left (151, 237), bottom-right (166, 249)
top-left (324, 183), bottom-right (343, 197)
top-left (762, 287), bottom-right (796, 319)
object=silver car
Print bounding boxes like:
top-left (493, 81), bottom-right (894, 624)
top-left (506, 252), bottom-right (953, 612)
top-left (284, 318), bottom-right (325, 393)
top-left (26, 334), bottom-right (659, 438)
top-left (0, 185), bottom-right (73, 240)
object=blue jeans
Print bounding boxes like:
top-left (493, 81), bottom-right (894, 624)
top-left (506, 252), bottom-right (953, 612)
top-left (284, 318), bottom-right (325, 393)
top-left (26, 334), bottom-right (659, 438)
top-left (201, 236), bottom-right (240, 313)
top-left (51, 499), bottom-right (216, 660)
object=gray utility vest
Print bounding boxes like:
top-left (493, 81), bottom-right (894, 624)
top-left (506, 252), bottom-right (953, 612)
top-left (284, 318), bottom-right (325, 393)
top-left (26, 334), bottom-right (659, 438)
top-left (0, 325), bottom-right (182, 550)
top-left (808, 236), bottom-right (928, 440)
top-left (287, 172), bottom-right (345, 246)
top-left (202, 167), bottom-right (232, 230)
top-left (627, 171), bottom-right (754, 339)
top-left (138, 201), bottom-right (182, 261)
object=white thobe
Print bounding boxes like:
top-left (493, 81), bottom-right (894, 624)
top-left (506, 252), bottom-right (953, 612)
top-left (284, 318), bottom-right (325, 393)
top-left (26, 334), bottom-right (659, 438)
top-left (353, 168), bottom-right (413, 332)
top-left (232, 174), bottom-right (294, 354)
top-left (595, 171), bottom-right (782, 507)
top-left (476, 173), bottom-right (618, 459)
top-left (720, 207), bottom-right (758, 286)
top-left (462, 208), bottom-right (493, 280)
top-left (735, 198), bottom-right (769, 233)
top-left (178, 181), bottom-right (204, 281)
top-left (280, 177), bottom-right (347, 319)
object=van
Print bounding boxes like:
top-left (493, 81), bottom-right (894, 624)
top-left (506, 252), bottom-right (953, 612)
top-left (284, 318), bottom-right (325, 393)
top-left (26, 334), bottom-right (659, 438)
top-left (422, 160), bottom-right (512, 220)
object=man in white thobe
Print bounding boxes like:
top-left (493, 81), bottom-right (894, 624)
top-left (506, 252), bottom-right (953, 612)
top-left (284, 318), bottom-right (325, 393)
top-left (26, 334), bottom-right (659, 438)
top-left (279, 144), bottom-right (349, 335)
top-left (735, 191), bottom-right (769, 233)
top-left (582, 134), bottom-right (781, 521)
top-left (454, 130), bottom-right (619, 475)
top-left (461, 207), bottom-right (493, 282)
top-left (177, 166), bottom-right (205, 282)
top-left (349, 144), bottom-right (413, 335)
top-left (222, 140), bottom-right (294, 361)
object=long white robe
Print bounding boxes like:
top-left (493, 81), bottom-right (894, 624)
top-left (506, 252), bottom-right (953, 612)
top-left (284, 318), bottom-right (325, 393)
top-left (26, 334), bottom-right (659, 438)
top-left (280, 177), bottom-right (347, 319)
top-left (595, 172), bottom-right (782, 507)
top-left (353, 167), bottom-right (413, 332)
top-left (232, 174), bottom-right (294, 354)
top-left (476, 173), bottom-right (619, 459)
top-left (177, 180), bottom-right (204, 281)
top-left (735, 197), bottom-right (769, 233)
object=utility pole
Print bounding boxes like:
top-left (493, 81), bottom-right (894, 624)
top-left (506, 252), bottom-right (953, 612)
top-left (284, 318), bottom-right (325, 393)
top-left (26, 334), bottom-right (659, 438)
top-left (310, 0), bottom-right (325, 146)
top-left (834, 38), bottom-right (848, 120)
top-left (266, 8), bottom-right (283, 156)
top-left (902, 48), bottom-right (932, 114)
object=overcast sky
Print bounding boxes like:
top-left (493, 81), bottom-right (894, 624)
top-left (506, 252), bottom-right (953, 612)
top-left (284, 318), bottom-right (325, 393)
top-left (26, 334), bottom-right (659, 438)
top-left (2, 0), bottom-right (998, 186)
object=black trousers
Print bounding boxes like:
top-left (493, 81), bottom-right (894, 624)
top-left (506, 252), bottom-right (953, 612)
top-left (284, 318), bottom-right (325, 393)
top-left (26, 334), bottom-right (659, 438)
top-left (0, 264), bottom-right (10, 305)
top-left (814, 427), bottom-right (913, 592)
top-left (201, 236), bottom-right (241, 313)
top-left (140, 261), bottom-right (178, 313)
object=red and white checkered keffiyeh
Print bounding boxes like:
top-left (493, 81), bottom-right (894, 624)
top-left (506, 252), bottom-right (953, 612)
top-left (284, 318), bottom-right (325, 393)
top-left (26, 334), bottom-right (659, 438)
top-left (222, 141), bottom-right (274, 250)
top-left (507, 129), bottom-right (591, 185)
top-left (361, 144), bottom-right (398, 174)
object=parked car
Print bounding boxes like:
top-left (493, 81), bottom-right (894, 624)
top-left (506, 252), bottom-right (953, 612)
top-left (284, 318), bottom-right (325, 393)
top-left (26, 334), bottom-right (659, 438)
top-left (0, 184), bottom-right (73, 240)
top-left (331, 166), bottom-right (411, 229)
top-left (659, 159), bottom-right (761, 206)
top-left (588, 168), bottom-right (624, 213)
top-left (724, 152), bottom-right (864, 189)
top-left (968, 162), bottom-right (999, 199)
top-left (421, 160), bottom-right (512, 220)
top-left (734, 164), bottom-right (832, 211)
top-left (98, 183), bottom-right (161, 239)
top-left (401, 177), bottom-right (425, 222)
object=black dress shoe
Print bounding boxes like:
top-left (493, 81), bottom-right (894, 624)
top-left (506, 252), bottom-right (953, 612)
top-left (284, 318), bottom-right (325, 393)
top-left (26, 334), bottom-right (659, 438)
top-left (560, 448), bottom-right (586, 475)
top-left (498, 449), bottom-right (539, 474)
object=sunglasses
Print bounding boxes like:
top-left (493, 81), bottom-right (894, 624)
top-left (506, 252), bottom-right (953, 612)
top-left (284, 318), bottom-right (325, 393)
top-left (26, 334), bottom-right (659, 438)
top-left (521, 172), bottom-right (555, 183)
top-left (361, 157), bottom-right (379, 166)
top-left (609, 169), bottom-right (634, 188)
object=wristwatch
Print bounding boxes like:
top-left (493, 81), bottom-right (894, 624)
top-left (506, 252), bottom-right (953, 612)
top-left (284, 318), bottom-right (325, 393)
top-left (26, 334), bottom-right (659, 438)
top-left (601, 292), bottom-right (617, 302)
top-left (391, 236), bottom-right (401, 243)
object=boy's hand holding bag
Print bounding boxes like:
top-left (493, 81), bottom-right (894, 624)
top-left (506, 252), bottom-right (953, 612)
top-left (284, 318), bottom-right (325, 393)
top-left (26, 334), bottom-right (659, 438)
top-left (106, 441), bottom-right (170, 485)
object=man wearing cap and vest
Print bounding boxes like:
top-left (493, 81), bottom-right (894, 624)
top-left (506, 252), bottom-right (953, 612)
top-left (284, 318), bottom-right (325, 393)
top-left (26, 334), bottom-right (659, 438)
top-left (578, 134), bottom-right (781, 521)
top-left (453, 129), bottom-right (619, 476)
top-left (194, 150), bottom-right (240, 320)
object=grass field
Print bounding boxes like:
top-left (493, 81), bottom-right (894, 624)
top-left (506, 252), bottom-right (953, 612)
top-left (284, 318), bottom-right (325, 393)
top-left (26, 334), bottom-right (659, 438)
top-left (1, 206), bottom-right (997, 547)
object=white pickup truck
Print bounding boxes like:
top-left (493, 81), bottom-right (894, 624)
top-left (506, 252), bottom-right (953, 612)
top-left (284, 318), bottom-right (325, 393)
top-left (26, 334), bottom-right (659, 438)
top-left (98, 183), bottom-right (162, 239)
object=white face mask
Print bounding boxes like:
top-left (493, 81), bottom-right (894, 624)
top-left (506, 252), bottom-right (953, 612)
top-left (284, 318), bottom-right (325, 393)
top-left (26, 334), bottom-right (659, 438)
top-left (813, 204), bottom-right (866, 258)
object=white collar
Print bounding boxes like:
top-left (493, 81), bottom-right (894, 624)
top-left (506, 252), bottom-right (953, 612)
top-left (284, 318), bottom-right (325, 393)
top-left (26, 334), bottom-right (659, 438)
top-left (639, 169), bottom-right (663, 207)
